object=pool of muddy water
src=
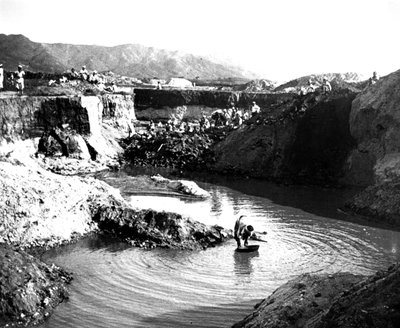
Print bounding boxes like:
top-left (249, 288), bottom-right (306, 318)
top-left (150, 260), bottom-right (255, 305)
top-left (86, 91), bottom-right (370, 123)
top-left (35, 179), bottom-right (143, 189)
top-left (40, 170), bottom-right (400, 328)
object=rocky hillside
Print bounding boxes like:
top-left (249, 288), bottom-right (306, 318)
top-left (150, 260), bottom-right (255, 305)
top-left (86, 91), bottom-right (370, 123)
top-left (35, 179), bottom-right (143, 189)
top-left (0, 34), bottom-right (256, 80)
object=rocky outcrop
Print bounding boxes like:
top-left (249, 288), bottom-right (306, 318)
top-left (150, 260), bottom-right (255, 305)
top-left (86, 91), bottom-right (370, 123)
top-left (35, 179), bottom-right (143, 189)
top-left (233, 264), bottom-right (400, 328)
top-left (0, 244), bottom-right (72, 328)
top-left (150, 174), bottom-right (210, 198)
top-left (89, 193), bottom-right (229, 250)
top-left (211, 91), bottom-right (357, 185)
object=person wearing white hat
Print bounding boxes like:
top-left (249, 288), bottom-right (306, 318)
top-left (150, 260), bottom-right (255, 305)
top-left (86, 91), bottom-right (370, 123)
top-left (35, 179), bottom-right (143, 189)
top-left (15, 65), bottom-right (25, 95)
top-left (234, 215), bottom-right (255, 247)
top-left (0, 64), bottom-right (4, 90)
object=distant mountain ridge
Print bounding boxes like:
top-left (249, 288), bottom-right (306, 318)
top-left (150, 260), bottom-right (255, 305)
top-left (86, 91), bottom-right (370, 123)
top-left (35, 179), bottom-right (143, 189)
top-left (0, 34), bottom-right (257, 80)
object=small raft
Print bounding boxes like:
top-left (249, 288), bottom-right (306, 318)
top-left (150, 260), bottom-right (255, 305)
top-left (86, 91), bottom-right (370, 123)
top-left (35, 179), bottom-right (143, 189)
top-left (235, 245), bottom-right (260, 253)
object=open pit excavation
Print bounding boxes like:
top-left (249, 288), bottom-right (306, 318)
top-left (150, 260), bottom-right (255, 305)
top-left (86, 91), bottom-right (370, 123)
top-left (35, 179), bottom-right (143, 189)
top-left (1, 72), bottom-right (400, 328)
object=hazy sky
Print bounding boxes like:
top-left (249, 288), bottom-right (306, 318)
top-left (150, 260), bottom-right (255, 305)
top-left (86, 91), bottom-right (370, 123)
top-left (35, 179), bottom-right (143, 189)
top-left (1, 0), bottom-right (399, 81)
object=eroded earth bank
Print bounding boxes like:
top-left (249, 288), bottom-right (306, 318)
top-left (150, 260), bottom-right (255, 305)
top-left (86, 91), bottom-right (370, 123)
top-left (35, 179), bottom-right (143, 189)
top-left (1, 71), bottom-right (400, 327)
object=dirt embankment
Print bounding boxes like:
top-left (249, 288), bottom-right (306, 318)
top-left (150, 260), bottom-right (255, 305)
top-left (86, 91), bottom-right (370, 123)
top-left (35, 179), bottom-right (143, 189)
top-left (125, 88), bottom-right (358, 186)
top-left (344, 69), bottom-right (400, 226)
top-left (211, 91), bottom-right (357, 186)
top-left (233, 264), bottom-right (400, 328)
top-left (133, 88), bottom-right (295, 121)
top-left (0, 244), bottom-right (72, 328)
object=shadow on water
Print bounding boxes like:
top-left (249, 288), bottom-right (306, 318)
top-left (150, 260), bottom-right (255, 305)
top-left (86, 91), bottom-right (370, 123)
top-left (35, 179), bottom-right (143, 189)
top-left (136, 299), bottom-right (259, 328)
top-left (40, 234), bottom-right (130, 261)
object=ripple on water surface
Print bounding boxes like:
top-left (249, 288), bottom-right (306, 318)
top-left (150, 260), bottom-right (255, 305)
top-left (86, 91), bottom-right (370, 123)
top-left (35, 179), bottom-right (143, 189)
top-left (40, 178), bottom-right (400, 328)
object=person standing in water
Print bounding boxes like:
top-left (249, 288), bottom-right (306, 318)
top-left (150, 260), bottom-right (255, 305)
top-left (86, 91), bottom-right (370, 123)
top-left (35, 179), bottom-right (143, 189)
top-left (234, 215), bottom-right (255, 247)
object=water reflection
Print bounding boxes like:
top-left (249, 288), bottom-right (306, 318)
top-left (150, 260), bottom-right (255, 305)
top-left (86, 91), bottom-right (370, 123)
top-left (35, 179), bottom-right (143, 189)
top-left (233, 251), bottom-right (259, 277)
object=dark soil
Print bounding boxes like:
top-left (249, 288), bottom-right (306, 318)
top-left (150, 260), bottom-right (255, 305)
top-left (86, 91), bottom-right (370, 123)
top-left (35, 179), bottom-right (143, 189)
top-left (233, 264), bottom-right (400, 328)
top-left (121, 127), bottom-right (228, 171)
top-left (0, 244), bottom-right (72, 328)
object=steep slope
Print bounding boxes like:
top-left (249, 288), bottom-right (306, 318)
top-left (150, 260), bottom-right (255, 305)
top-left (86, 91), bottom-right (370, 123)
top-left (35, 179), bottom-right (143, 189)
top-left (233, 264), bottom-right (400, 328)
top-left (0, 34), bottom-right (256, 80)
top-left (211, 91), bottom-right (357, 185)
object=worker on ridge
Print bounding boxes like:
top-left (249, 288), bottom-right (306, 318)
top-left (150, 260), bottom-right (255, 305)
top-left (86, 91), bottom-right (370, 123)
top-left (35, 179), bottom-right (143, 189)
top-left (306, 79), bottom-right (316, 93)
top-left (251, 101), bottom-right (261, 116)
top-left (321, 77), bottom-right (332, 94)
top-left (79, 65), bottom-right (89, 80)
top-left (368, 71), bottom-right (379, 86)
top-left (234, 215), bottom-right (255, 248)
top-left (15, 65), bottom-right (25, 95)
top-left (0, 63), bottom-right (4, 91)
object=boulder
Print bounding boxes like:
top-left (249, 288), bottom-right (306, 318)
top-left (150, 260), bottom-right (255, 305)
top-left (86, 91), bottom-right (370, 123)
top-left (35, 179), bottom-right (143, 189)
top-left (150, 174), bottom-right (210, 198)
top-left (38, 127), bottom-right (91, 160)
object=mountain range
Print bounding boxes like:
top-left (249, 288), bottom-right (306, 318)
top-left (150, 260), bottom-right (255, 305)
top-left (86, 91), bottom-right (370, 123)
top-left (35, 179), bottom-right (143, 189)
top-left (0, 34), bottom-right (257, 80)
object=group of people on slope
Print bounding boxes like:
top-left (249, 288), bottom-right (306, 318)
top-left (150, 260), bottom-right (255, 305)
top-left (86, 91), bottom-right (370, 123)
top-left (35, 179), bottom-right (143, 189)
top-left (69, 65), bottom-right (103, 85)
top-left (301, 71), bottom-right (380, 96)
top-left (213, 101), bottom-right (262, 127)
top-left (301, 77), bottom-right (332, 96)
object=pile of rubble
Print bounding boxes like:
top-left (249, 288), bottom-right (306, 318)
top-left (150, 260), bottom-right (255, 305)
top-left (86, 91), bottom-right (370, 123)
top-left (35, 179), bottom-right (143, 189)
top-left (122, 127), bottom-right (229, 170)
